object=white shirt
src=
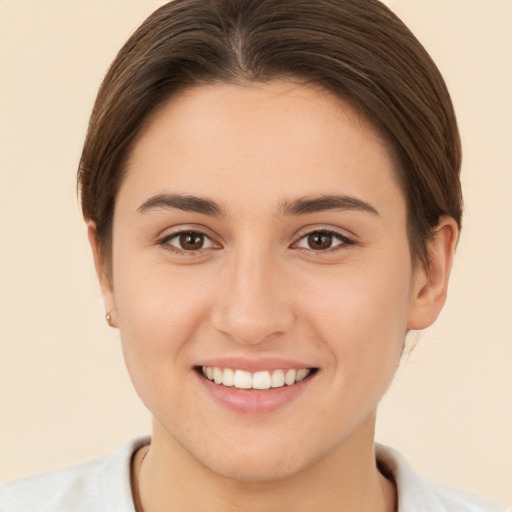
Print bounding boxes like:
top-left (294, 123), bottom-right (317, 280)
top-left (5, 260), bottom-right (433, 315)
top-left (0, 438), bottom-right (508, 511)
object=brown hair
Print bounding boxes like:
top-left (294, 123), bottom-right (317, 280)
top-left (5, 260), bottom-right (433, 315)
top-left (78, 0), bottom-right (462, 268)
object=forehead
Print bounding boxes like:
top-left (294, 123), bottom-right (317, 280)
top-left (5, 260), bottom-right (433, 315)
top-left (120, 80), bottom-right (405, 218)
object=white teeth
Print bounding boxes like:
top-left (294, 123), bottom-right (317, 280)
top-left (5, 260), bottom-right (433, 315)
top-left (222, 368), bottom-right (234, 387)
top-left (271, 369), bottom-right (285, 388)
top-left (296, 368), bottom-right (308, 382)
top-left (213, 367), bottom-right (223, 384)
top-left (284, 369), bottom-right (296, 385)
top-left (201, 366), bottom-right (312, 389)
top-left (252, 371), bottom-right (271, 390)
top-left (233, 370), bottom-right (252, 389)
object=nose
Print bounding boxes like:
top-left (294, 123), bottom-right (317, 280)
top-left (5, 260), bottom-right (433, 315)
top-left (210, 245), bottom-right (294, 345)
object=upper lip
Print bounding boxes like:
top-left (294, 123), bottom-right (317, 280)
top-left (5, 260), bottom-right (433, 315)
top-left (195, 357), bottom-right (317, 373)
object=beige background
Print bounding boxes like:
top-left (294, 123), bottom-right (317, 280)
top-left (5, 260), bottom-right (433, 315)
top-left (0, 0), bottom-right (511, 506)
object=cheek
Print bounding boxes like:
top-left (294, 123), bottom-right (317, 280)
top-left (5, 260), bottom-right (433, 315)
top-left (112, 261), bottom-right (216, 398)
top-left (115, 260), bottom-right (214, 338)
top-left (297, 256), bottom-right (412, 391)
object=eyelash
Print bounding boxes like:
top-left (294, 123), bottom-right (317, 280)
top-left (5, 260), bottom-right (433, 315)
top-left (157, 228), bottom-right (355, 256)
top-left (158, 231), bottom-right (218, 256)
top-left (292, 229), bottom-right (355, 253)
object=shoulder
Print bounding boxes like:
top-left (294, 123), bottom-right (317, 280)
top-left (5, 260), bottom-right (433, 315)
top-left (0, 437), bottom-right (150, 512)
top-left (0, 458), bottom-right (107, 512)
top-left (376, 444), bottom-right (510, 512)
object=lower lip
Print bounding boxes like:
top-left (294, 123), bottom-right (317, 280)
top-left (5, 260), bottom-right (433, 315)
top-left (196, 371), bottom-right (315, 414)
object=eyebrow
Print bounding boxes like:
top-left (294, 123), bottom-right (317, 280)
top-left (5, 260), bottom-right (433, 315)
top-left (280, 194), bottom-right (379, 216)
top-left (136, 192), bottom-right (379, 217)
top-left (137, 193), bottom-right (225, 216)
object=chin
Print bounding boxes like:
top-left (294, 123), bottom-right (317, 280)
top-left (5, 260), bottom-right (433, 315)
top-left (199, 449), bottom-right (308, 483)
top-left (183, 429), bottom-right (334, 484)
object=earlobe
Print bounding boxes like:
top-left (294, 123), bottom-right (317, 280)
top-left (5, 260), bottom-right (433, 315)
top-left (407, 216), bottom-right (459, 330)
top-left (87, 222), bottom-right (118, 328)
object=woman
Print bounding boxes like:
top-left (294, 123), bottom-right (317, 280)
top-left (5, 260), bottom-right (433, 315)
top-left (0, 0), bottom-right (509, 510)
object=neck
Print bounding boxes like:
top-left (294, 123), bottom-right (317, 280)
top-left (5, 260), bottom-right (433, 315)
top-left (135, 414), bottom-right (396, 512)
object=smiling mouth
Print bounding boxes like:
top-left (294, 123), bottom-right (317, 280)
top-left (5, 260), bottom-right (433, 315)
top-left (197, 366), bottom-right (318, 390)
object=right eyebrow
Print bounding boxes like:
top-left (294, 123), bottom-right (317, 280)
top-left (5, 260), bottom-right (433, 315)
top-left (137, 193), bottom-right (226, 217)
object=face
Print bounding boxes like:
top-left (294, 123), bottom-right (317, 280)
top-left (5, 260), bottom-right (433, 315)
top-left (98, 81), bottom-right (430, 481)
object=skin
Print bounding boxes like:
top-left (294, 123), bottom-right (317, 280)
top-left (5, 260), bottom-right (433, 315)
top-left (89, 80), bottom-right (457, 512)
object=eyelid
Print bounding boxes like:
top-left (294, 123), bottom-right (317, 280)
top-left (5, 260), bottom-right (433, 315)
top-left (291, 226), bottom-right (356, 251)
top-left (294, 224), bottom-right (356, 240)
top-left (154, 224), bottom-right (355, 255)
top-left (156, 225), bottom-right (222, 255)
top-left (165, 232), bottom-right (216, 248)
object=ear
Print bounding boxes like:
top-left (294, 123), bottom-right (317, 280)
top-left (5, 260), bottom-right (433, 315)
top-left (87, 222), bottom-right (118, 328)
top-left (407, 216), bottom-right (459, 330)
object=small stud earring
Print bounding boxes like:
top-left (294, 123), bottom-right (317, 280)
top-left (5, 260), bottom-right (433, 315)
top-left (105, 310), bottom-right (112, 327)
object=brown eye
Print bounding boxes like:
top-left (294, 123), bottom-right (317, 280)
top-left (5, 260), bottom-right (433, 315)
top-left (161, 230), bottom-right (217, 254)
top-left (307, 232), bottom-right (334, 250)
top-left (178, 232), bottom-right (205, 250)
top-left (294, 230), bottom-right (352, 252)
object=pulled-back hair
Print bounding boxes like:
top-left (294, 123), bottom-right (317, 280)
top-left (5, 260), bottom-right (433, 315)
top-left (78, 0), bottom-right (462, 268)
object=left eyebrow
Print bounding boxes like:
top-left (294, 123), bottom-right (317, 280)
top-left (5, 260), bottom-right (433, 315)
top-left (280, 194), bottom-right (379, 216)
